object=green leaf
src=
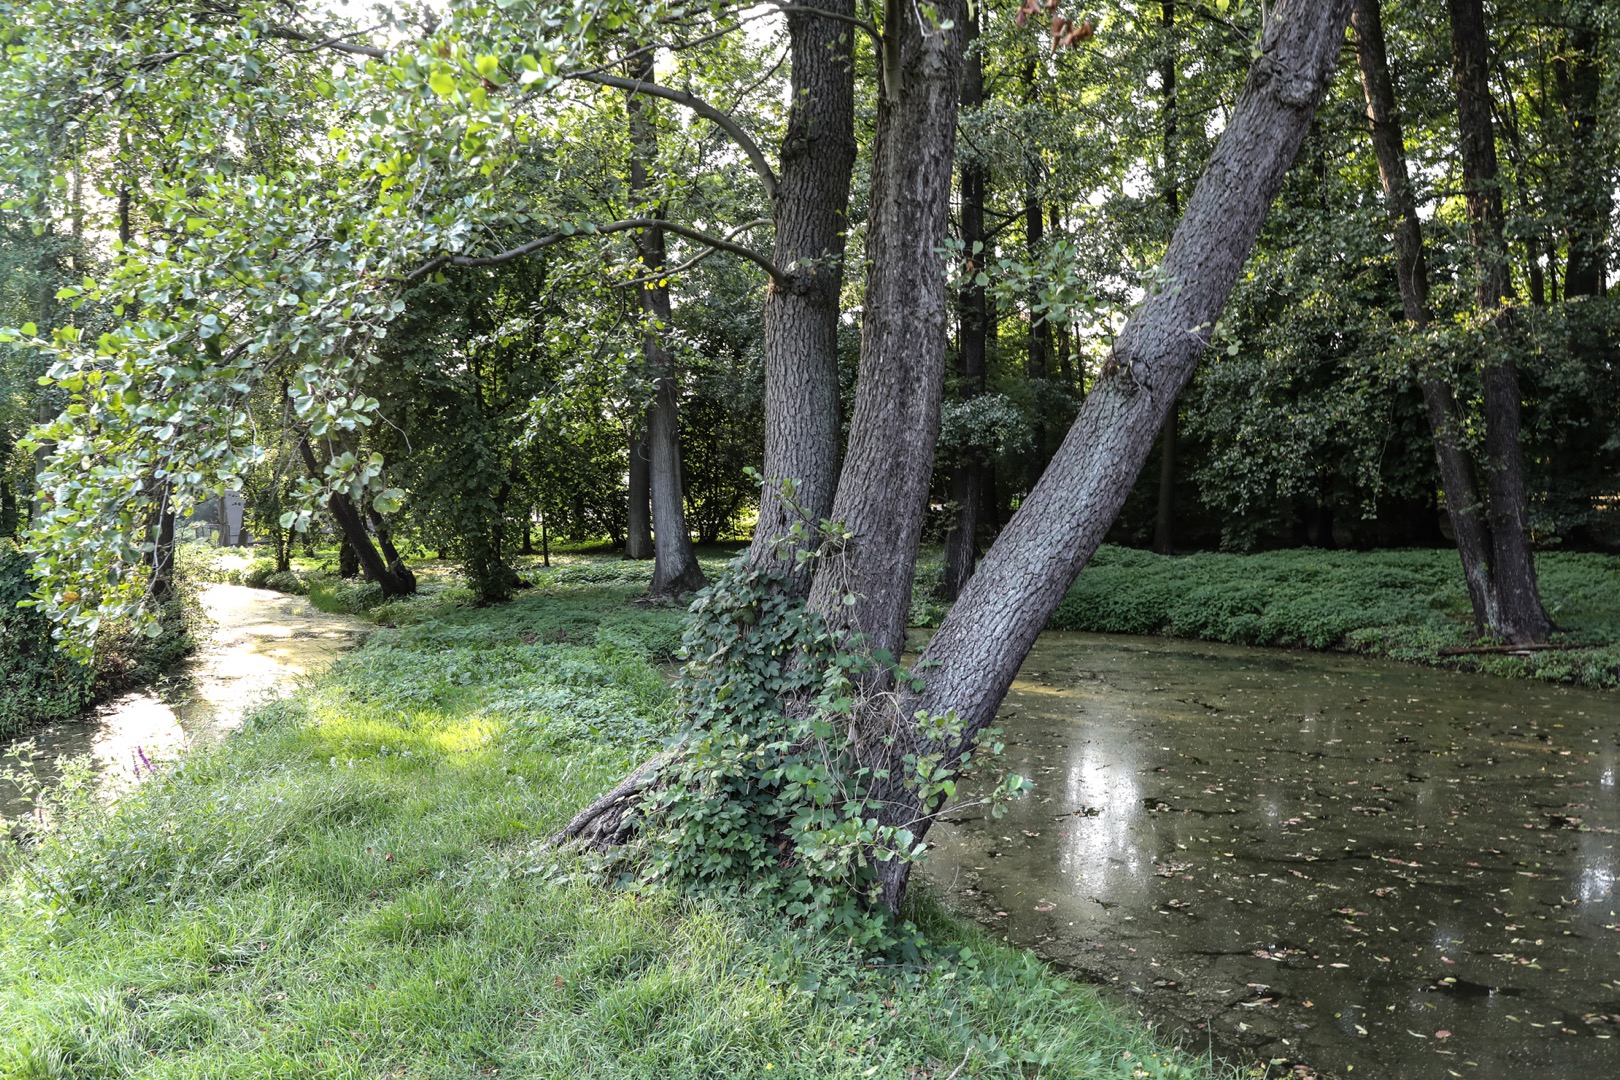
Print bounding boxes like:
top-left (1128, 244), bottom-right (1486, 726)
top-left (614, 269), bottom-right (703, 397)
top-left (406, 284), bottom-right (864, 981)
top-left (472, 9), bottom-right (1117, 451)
top-left (429, 70), bottom-right (456, 98)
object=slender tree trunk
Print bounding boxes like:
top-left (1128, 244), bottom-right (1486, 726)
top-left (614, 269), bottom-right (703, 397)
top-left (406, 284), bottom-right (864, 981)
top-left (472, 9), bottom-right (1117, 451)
top-left (1555, 15), bottom-right (1609, 300)
top-left (941, 6), bottom-right (989, 601)
top-left (150, 493), bottom-right (175, 602)
top-left (339, 537), bottom-right (359, 579)
top-left (626, 426), bottom-right (653, 559)
top-left (803, 0), bottom-right (966, 661)
top-left (1352, 0), bottom-right (1502, 632)
top-left (1151, 0), bottom-right (1180, 556)
top-left (1151, 412), bottom-right (1177, 554)
top-left (748, 0), bottom-right (858, 587)
top-left (626, 51), bottom-right (705, 597)
top-left (1448, 0), bottom-right (1551, 642)
top-left (874, 0), bottom-right (1355, 912)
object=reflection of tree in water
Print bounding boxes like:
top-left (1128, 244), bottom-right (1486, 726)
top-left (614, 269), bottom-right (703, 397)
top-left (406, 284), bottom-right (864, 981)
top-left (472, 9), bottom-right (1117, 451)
top-left (924, 633), bottom-right (1620, 1080)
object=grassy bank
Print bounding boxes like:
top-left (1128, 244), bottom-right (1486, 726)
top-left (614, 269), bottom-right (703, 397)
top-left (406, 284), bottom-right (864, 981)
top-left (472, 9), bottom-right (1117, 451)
top-left (0, 570), bottom-right (1232, 1080)
top-left (1024, 546), bottom-right (1619, 689)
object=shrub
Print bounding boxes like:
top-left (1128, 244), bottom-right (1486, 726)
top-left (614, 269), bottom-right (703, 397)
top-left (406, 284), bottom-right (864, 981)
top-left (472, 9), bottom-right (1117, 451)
top-left (241, 560), bottom-right (279, 589)
top-left (0, 547), bottom-right (93, 737)
top-left (262, 570), bottom-right (307, 595)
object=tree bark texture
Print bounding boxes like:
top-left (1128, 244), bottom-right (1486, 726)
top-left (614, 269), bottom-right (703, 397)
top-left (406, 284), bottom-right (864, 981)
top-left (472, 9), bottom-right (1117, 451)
top-left (747, 0), bottom-right (858, 587)
top-left (1447, 0), bottom-right (1551, 642)
top-left (1352, 0), bottom-right (1502, 633)
top-left (876, 0), bottom-right (1355, 911)
top-left (940, 8), bottom-right (989, 602)
top-left (626, 52), bottom-right (706, 597)
top-left (804, 0), bottom-right (966, 660)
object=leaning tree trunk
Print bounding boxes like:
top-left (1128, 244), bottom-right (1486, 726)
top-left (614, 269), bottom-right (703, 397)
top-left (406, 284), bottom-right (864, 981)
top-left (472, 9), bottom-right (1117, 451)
top-left (1352, 0), bottom-right (1502, 633)
top-left (746, 0), bottom-right (858, 589)
top-left (298, 439), bottom-right (415, 597)
top-left (803, 0), bottom-right (966, 661)
top-left (862, 0), bottom-right (1357, 913)
top-left (626, 51), bottom-right (705, 598)
top-left (1448, 0), bottom-right (1551, 643)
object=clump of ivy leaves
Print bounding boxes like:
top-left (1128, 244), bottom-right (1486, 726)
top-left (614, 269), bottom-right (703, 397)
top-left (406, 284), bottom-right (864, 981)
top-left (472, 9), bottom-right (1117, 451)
top-left (607, 503), bottom-right (1028, 957)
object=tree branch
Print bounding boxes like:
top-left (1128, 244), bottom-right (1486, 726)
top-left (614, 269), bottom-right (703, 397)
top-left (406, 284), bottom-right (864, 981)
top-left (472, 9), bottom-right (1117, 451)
top-left (571, 74), bottom-right (779, 202)
top-left (761, 0), bottom-right (882, 42)
top-left (406, 217), bottom-right (784, 284)
top-left (617, 217), bottom-right (773, 286)
top-left (267, 25), bottom-right (388, 60)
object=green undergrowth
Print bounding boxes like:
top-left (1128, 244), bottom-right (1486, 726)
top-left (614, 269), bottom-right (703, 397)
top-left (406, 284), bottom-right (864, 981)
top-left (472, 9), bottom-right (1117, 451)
top-left (1028, 546), bottom-right (1620, 689)
top-left (0, 578), bottom-right (1233, 1080)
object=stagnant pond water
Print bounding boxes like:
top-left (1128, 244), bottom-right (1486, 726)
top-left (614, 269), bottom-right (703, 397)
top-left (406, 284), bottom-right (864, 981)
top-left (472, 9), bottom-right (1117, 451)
top-left (2, 584), bottom-right (365, 822)
top-left (921, 633), bottom-right (1620, 1080)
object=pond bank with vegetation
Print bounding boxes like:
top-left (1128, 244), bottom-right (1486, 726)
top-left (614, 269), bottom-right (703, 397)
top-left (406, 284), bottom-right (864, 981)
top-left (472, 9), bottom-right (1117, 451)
top-left (913, 546), bottom-right (1620, 692)
top-left (0, 566), bottom-right (1238, 1080)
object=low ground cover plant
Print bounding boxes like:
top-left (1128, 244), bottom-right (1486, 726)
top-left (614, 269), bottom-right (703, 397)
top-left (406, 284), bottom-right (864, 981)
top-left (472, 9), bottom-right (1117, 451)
top-left (0, 574), bottom-right (1233, 1080)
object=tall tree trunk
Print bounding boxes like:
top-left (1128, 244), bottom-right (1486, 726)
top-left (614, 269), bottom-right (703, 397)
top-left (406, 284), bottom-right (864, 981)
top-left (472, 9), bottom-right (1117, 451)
top-left (1352, 0), bottom-right (1502, 632)
top-left (1555, 14), bottom-right (1609, 300)
top-left (150, 492), bottom-right (175, 603)
top-left (748, 0), bottom-right (858, 587)
top-left (1448, 0), bottom-right (1551, 642)
top-left (803, 0), bottom-right (966, 661)
top-left (877, 0), bottom-right (1355, 912)
top-left (1151, 0), bottom-right (1180, 556)
top-left (626, 51), bottom-right (706, 597)
top-left (625, 426), bottom-right (653, 559)
top-left (1151, 412), bottom-right (1177, 554)
top-left (941, 6), bottom-right (989, 602)
top-left (298, 439), bottom-right (415, 597)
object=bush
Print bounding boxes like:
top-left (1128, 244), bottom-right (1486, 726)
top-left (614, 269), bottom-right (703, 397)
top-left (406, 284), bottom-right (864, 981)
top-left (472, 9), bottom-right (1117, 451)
top-left (241, 559), bottom-right (280, 589)
top-left (262, 570), bottom-right (307, 595)
top-left (0, 546), bottom-right (202, 738)
top-left (0, 547), bottom-right (93, 738)
top-left (306, 575), bottom-right (381, 614)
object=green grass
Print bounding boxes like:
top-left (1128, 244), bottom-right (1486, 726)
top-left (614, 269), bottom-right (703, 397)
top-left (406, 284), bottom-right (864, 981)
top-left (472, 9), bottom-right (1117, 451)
top-left (1019, 546), bottom-right (1620, 689)
top-left (0, 576), bottom-right (1233, 1080)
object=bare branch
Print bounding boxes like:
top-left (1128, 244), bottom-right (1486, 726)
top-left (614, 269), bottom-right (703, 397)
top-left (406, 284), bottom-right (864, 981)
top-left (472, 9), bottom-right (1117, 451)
top-left (761, 0), bottom-right (882, 41)
top-left (571, 74), bottom-right (779, 202)
top-left (618, 217), bottom-right (773, 286)
top-left (406, 217), bottom-right (784, 284)
top-left (267, 25), bottom-right (388, 60)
